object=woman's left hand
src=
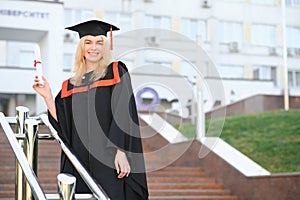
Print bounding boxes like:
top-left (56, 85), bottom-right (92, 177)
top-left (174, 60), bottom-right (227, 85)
top-left (114, 149), bottom-right (131, 178)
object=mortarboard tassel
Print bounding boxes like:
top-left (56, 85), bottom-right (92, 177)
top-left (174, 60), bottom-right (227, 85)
top-left (110, 25), bottom-right (113, 50)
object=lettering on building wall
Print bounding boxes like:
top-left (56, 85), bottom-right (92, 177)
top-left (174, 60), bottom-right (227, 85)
top-left (0, 9), bottom-right (49, 19)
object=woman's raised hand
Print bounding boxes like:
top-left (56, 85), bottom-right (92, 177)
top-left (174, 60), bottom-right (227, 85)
top-left (32, 75), bottom-right (52, 100)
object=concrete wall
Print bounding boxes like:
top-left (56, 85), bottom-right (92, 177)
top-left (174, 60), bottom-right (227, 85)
top-left (206, 94), bottom-right (300, 118)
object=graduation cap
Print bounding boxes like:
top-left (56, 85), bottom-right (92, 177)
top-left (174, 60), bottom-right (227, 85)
top-left (65, 19), bottom-right (120, 50)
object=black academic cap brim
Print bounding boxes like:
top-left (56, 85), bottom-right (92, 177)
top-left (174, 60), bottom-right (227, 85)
top-left (65, 20), bottom-right (120, 38)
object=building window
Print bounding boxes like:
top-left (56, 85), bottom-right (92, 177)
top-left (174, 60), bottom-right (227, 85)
top-left (251, 24), bottom-right (276, 46)
top-left (252, 0), bottom-right (276, 5)
top-left (271, 67), bottom-right (277, 86)
top-left (288, 71), bottom-right (294, 87)
top-left (296, 72), bottom-right (300, 86)
top-left (64, 9), bottom-right (94, 27)
top-left (180, 61), bottom-right (197, 81)
top-left (145, 61), bottom-right (172, 68)
top-left (143, 60), bottom-right (172, 75)
top-left (120, 13), bottom-right (132, 32)
top-left (64, 9), bottom-right (73, 26)
top-left (286, 27), bottom-right (300, 48)
top-left (145, 15), bottom-right (172, 30)
top-left (181, 18), bottom-right (207, 42)
top-left (219, 21), bottom-right (243, 44)
top-left (104, 12), bottom-right (132, 33)
top-left (63, 53), bottom-right (74, 71)
top-left (286, 0), bottom-right (300, 6)
top-left (253, 65), bottom-right (277, 85)
top-left (7, 41), bottom-right (35, 68)
top-left (20, 50), bottom-right (34, 68)
top-left (218, 64), bottom-right (244, 79)
top-left (288, 70), bottom-right (300, 87)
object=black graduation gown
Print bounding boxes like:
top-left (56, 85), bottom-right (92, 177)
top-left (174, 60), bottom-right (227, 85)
top-left (48, 61), bottom-right (149, 200)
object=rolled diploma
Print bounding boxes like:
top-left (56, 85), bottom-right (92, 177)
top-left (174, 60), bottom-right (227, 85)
top-left (34, 44), bottom-right (44, 87)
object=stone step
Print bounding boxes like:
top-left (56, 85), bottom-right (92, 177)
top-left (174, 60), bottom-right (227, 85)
top-left (149, 168), bottom-right (207, 177)
top-left (149, 189), bottom-right (231, 196)
top-left (147, 177), bottom-right (216, 183)
top-left (148, 182), bottom-right (224, 190)
top-left (149, 195), bottom-right (238, 200)
top-left (151, 167), bottom-right (204, 172)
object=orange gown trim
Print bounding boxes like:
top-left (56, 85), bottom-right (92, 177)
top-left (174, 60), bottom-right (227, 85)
top-left (61, 61), bottom-right (120, 98)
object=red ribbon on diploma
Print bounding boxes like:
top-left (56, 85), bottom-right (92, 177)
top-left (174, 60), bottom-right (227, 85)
top-left (34, 60), bottom-right (42, 67)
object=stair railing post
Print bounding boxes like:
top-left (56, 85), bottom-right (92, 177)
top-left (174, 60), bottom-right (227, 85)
top-left (57, 173), bottom-right (76, 200)
top-left (24, 118), bottom-right (39, 200)
top-left (15, 106), bottom-right (30, 200)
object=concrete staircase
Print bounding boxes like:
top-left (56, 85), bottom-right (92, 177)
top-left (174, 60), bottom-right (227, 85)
top-left (148, 167), bottom-right (238, 200)
top-left (0, 126), bottom-right (60, 198)
top-left (0, 125), bottom-right (238, 200)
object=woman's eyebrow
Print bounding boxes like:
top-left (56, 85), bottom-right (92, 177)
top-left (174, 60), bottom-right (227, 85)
top-left (84, 39), bottom-right (103, 42)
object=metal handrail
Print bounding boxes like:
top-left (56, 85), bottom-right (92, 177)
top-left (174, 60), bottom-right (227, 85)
top-left (0, 112), bottom-right (47, 200)
top-left (46, 193), bottom-right (96, 200)
top-left (5, 116), bottom-right (42, 124)
top-left (39, 114), bottom-right (110, 200)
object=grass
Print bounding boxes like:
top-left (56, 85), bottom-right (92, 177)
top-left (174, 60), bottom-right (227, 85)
top-left (175, 109), bottom-right (300, 173)
top-left (174, 123), bottom-right (197, 139)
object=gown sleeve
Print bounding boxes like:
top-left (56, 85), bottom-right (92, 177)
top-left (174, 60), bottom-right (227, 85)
top-left (47, 90), bottom-right (73, 172)
top-left (48, 91), bottom-right (71, 145)
top-left (106, 62), bottom-right (143, 154)
top-left (107, 62), bottom-right (149, 199)
top-left (47, 94), bottom-right (60, 134)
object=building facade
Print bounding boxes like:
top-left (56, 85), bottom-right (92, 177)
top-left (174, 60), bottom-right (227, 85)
top-left (0, 0), bottom-right (300, 116)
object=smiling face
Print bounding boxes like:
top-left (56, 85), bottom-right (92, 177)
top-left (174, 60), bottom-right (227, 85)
top-left (84, 35), bottom-right (104, 65)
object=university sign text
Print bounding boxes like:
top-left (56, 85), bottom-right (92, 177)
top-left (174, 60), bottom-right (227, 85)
top-left (0, 9), bottom-right (49, 19)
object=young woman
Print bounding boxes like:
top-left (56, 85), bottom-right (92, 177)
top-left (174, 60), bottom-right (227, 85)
top-left (33, 20), bottom-right (148, 200)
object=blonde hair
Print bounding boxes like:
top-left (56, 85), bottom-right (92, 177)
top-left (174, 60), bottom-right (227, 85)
top-left (70, 35), bottom-right (112, 86)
